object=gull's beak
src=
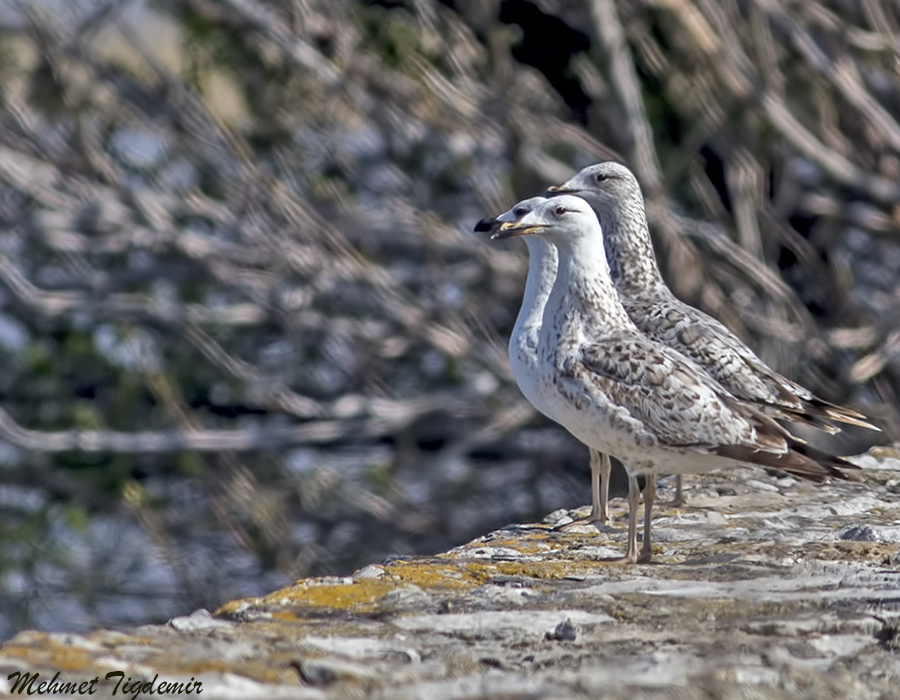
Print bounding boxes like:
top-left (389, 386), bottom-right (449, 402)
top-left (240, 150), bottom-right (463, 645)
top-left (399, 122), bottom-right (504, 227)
top-left (473, 217), bottom-right (499, 233)
top-left (491, 222), bottom-right (548, 240)
top-left (545, 185), bottom-right (580, 195)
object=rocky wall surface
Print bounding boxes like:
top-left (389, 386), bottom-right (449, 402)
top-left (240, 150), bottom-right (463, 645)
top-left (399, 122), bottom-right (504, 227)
top-left (2, 448), bottom-right (900, 699)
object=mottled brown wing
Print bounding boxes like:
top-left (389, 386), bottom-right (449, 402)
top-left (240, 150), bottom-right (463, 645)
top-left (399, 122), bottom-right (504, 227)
top-left (575, 335), bottom-right (859, 482)
top-left (572, 334), bottom-right (761, 448)
top-left (627, 295), bottom-right (877, 431)
top-left (626, 296), bottom-right (799, 406)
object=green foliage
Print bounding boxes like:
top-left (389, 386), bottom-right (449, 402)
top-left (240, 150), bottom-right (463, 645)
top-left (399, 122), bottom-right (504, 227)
top-left (364, 460), bottom-right (393, 494)
top-left (176, 451), bottom-right (204, 478)
top-left (354, 4), bottom-right (430, 72)
top-left (64, 504), bottom-right (90, 531)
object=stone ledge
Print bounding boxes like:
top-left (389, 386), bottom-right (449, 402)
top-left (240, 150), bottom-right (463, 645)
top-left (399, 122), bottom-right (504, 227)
top-left (2, 447), bottom-right (900, 699)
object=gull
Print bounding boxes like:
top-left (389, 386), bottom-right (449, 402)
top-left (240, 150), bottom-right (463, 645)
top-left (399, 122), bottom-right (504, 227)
top-left (476, 198), bottom-right (614, 524)
top-left (493, 196), bottom-right (861, 563)
top-left (551, 162), bottom-right (878, 506)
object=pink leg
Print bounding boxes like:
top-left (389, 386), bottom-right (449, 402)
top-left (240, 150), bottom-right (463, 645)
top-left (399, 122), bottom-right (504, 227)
top-left (555, 449), bottom-right (610, 530)
top-left (670, 474), bottom-right (686, 508)
top-left (639, 474), bottom-right (656, 563)
top-left (619, 473), bottom-right (640, 564)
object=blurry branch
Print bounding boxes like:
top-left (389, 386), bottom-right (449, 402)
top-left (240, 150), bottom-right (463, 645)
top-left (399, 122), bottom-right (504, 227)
top-left (799, 194), bottom-right (900, 236)
top-left (208, 0), bottom-right (341, 85)
top-left (648, 206), bottom-right (813, 324)
top-left (652, 0), bottom-right (900, 205)
top-left (429, 403), bottom-right (535, 472)
top-left (801, 3), bottom-right (900, 55)
top-left (0, 253), bottom-right (266, 326)
top-left (153, 8), bottom-right (480, 362)
top-left (509, 109), bottom-right (625, 182)
top-left (127, 322), bottom-right (295, 564)
top-left (827, 326), bottom-right (880, 351)
top-left (758, 97), bottom-right (900, 203)
top-left (181, 324), bottom-right (449, 421)
top-left (0, 395), bottom-right (464, 452)
top-left (6, 13), bottom-right (480, 367)
top-left (757, 0), bottom-right (900, 154)
top-left (0, 245), bottom-right (477, 423)
top-left (724, 149), bottom-right (764, 260)
top-left (586, 0), bottom-right (809, 341)
top-left (588, 0), bottom-right (662, 194)
top-left (851, 331), bottom-right (900, 384)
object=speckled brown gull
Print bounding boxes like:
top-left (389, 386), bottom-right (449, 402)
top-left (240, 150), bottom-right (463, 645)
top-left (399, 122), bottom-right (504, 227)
top-left (493, 196), bottom-right (861, 563)
top-left (476, 199), bottom-right (613, 525)
top-left (551, 162), bottom-right (878, 505)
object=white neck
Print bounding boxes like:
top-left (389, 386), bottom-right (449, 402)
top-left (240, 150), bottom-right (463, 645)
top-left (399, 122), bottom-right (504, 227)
top-left (543, 230), bottom-right (635, 338)
top-left (507, 236), bottom-right (558, 417)
top-left (511, 237), bottom-right (558, 357)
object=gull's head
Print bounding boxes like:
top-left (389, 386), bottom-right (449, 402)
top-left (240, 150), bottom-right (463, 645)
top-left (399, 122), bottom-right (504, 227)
top-left (473, 196), bottom-right (548, 234)
top-left (547, 162), bottom-right (642, 219)
top-left (491, 195), bottom-right (599, 243)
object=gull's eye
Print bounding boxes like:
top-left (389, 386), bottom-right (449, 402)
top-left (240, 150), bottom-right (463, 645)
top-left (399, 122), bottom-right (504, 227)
top-left (554, 205), bottom-right (568, 216)
top-left (513, 207), bottom-right (528, 218)
top-left (594, 173), bottom-right (608, 183)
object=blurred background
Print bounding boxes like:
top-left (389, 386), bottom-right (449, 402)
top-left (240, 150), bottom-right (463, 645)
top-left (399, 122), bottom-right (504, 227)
top-left (0, 0), bottom-right (897, 640)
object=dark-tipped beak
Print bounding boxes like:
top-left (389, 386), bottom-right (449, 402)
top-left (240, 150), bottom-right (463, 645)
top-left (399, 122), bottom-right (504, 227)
top-left (545, 185), bottom-right (580, 195)
top-left (491, 222), bottom-right (548, 240)
top-left (473, 217), bottom-right (499, 233)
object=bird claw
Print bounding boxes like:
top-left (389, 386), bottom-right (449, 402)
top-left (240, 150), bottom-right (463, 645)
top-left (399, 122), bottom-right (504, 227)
top-left (552, 509), bottom-right (609, 531)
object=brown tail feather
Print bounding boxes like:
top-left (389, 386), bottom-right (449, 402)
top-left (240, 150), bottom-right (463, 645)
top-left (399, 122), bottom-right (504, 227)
top-left (753, 431), bottom-right (791, 452)
top-left (755, 376), bottom-right (879, 433)
top-left (822, 407), bottom-right (880, 432)
top-left (812, 397), bottom-right (870, 420)
top-left (713, 445), bottom-right (825, 482)
top-left (722, 397), bottom-right (797, 443)
top-left (800, 394), bottom-right (880, 431)
top-left (712, 442), bottom-right (861, 483)
top-left (713, 377), bottom-right (867, 484)
top-left (753, 394), bottom-right (876, 433)
top-left (757, 404), bottom-right (841, 435)
top-left (786, 440), bottom-right (862, 478)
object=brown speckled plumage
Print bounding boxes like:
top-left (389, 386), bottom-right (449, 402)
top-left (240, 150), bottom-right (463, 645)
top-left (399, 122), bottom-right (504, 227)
top-left (555, 162), bottom-right (877, 433)
top-left (479, 198), bottom-right (615, 525)
top-left (497, 196), bottom-right (861, 563)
